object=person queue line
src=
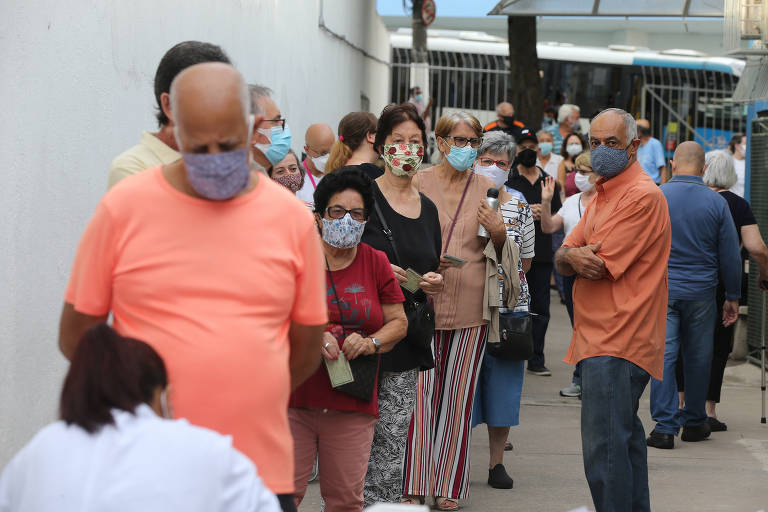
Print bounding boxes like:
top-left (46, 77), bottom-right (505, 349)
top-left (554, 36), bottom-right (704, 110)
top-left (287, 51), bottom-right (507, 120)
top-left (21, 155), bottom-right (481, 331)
top-left (2, 39), bottom-right (767, 512)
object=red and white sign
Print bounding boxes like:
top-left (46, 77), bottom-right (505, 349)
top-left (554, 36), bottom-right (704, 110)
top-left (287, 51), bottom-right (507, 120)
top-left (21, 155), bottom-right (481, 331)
top-left (421, 0), bottom-right (436, 27)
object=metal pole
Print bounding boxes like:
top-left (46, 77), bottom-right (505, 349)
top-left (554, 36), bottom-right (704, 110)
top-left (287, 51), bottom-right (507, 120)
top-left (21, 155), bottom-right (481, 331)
top-left (762, 288), bottom-right (766, 424)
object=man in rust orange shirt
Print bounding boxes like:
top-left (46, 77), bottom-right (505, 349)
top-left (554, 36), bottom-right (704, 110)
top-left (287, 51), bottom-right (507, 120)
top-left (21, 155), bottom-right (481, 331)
top-left (555, 108), bottom-right (671, 512)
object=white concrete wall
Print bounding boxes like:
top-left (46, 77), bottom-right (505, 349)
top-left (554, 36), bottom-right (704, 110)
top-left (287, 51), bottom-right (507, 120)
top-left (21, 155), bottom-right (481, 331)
top-left (0, 0), bottom-right (390, 466)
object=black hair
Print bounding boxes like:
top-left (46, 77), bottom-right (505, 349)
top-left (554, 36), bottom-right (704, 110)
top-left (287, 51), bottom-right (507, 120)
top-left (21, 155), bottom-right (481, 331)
top-left (154, 41), bottom-right (231, 126)
top-left (560, 132), bottom-right (586, 160)
top-left (313, 166), bottom-right (374, 219)
top-left (544, 106), bottom-right (556, 115)
top-left (374, 103), bottom-right (428, 155)
top-left (728, 133), bottom-right (744, 154)
top-left (60, 324), bottom-right (168, 433)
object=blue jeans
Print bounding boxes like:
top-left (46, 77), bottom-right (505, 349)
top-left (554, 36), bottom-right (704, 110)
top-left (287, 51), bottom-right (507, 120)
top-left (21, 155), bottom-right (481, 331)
top-left (650, 296), bottom-right (716, 435)
top-left (581, 356), bottom-right (651, 512)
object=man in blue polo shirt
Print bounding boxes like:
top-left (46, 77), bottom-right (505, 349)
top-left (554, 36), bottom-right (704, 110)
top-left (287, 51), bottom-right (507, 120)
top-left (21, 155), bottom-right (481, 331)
top-left (647, 141), bottom-right (741, 450)
top-left (636, 119), bottom-right (667, 185)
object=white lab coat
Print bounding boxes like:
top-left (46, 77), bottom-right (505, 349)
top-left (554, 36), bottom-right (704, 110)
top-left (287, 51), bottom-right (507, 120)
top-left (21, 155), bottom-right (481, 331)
top-left (0, 405), bottom-right (280, 512)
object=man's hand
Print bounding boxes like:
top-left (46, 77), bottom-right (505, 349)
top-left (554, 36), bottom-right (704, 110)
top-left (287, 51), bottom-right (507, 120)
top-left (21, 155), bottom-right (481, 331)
top-left (419, 272), bottom-right (444, 295)
top-left (529, 203), bottom-right (542, 221)
top-left (320, 331), bottom-right (340, 360)
top-left (541, 177), bottom-right (555, 203)
top-left (566, 242), bottom-right (606, 280)
top-left (722, 300), bottom-right (739, 327)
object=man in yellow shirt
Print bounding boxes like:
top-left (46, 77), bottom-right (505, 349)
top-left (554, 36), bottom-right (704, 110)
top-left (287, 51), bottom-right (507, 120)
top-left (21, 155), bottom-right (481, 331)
top-left (107, 41), bottom-right (230, 189)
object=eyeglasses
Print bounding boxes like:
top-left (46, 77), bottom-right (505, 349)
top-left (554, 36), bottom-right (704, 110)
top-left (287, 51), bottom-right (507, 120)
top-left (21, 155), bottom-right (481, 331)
top-left (443, 135), bottom-right (482, 148)
top-left (478, 157), bottom-right (511, 170)
top-left (326, 205), bottom-right (366, 222)
top-left (262, 117), bottom-right (286, 130)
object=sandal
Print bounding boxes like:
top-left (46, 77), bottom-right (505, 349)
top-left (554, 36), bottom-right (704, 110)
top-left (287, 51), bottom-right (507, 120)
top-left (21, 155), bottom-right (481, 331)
top-left (401, 495), bottom-right (425, 505)
top-left (435, 497), bottom-right (459, 511)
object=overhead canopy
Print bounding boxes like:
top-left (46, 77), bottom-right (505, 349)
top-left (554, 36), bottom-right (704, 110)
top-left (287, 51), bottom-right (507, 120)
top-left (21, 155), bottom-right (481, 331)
top-left (489, 0), bottom-right (724, 18)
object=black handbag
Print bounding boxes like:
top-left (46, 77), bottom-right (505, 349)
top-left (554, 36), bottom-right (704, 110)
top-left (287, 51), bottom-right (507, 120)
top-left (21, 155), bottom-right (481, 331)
top-left (486, 310), bottom-right (534, 361)
top-left (325, 260), bottom-right (379, 401)
top-left (372, 199), bottom-right (435, 353)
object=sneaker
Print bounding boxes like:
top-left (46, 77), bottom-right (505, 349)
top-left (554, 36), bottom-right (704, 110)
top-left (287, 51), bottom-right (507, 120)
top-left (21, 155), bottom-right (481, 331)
top-left (527, 366), bottom-right (552, 376)
top-left (488, 463), bottom-right (514, 489)
top-left (560, 384), bottom-right (581, 398)
top-left (681, 422), bottom-right (711, 442)
top-left (707, 416), bottom-right (727, 432)
top-left (646, 429), bottom-right (674, 449)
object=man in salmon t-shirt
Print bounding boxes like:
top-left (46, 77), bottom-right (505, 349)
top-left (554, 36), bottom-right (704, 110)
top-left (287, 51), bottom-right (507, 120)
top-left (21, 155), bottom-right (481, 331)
top-left (555, 108), bottom-right (671, 512)
top-left (59, 62), bottom-right (327, 512)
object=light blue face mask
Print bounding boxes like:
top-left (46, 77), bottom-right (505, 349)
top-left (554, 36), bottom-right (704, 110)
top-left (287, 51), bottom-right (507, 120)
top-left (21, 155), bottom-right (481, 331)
top-left (415, 93), bottom-right (424, 104)
top-left (261, 125), bottom-right (292, 165)
top-left (444, 144), bottom-right (478, 172)
top-left (539, 142), bottom-right (553, 156)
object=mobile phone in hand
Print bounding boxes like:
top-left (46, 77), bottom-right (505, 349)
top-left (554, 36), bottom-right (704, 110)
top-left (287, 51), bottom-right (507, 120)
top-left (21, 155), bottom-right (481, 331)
top-left (442, 253), bottom-right (467, 268)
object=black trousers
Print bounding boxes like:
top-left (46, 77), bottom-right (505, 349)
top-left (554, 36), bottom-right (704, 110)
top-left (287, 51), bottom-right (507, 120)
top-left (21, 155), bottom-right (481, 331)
top-left (277, 494), bottom-right (296, 512)
top-left (527, 261), bottom-right (553, 368)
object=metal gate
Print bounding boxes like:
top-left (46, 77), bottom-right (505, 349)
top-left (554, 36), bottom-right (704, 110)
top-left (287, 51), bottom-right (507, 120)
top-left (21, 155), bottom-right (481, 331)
top-left (640, 66), bottom-right (746, 159)
top-left (747, 115), bottom-right (768, 366)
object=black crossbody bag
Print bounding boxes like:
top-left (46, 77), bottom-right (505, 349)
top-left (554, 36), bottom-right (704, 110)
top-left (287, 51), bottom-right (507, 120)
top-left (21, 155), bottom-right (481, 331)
top-left (325, 260), bottom-right (379, 401)
top-left (372, 199), bottom-right (436, 354)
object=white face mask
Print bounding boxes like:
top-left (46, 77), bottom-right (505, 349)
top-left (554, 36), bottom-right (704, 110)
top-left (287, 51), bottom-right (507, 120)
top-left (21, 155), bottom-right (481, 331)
top-left (574, 172), bottom-right (594, 192)
top-left (738, 143), bottom-right (746, 154)
top-left (474, 163), bottom-right (509, 188)
top-left (253, 127), bottom-right (272, 154)
top-left (566, 144), bottom-right (583, 157)
top-left (160, 388), bottom-right (172, 419)
top-left (311, 153), bottom-right (330, 173)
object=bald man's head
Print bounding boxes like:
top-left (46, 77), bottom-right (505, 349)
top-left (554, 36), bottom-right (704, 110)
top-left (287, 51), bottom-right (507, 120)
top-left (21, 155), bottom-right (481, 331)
top-left (170, 62), bottom-right (251, 153)
top-left (305, 124), bottom-right (334, 152)
top-left (672, 141), bottom-right (705, 176)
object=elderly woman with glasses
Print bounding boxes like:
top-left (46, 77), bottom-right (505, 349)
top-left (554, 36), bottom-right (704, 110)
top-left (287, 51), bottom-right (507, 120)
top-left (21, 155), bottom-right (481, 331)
top-left (469, 130), bottom-right (535, 489)
top-left (674, 150), bottom-right (768, 432)
top-left (402, 113), bottom-right (517, 510)
top-left (288, 167), bottom-right (408, 512)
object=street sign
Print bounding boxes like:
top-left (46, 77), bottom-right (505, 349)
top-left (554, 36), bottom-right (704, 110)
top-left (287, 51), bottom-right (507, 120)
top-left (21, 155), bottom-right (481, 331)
top-left (421, 0), bottom-right (436, 27)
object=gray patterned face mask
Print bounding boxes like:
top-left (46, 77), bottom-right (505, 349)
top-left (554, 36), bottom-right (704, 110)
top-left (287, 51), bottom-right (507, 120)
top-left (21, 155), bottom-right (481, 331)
top-left (181, 147), bottom-right (251, 200)
top-left (591, 144), bottom-right (631, 178)
top-left (321, 213), bottom-right (366, 249)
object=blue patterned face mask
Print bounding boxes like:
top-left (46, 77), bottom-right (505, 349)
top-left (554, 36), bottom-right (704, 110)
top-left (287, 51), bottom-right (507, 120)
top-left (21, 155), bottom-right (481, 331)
top-left (591, 144), bottom-right (631, 178)
top-left (181, 147), bottom-right (251, 200)
top-left (321, 213), bottom-right (366, 249)
top-left (444, 144), bottom-right (478, 171)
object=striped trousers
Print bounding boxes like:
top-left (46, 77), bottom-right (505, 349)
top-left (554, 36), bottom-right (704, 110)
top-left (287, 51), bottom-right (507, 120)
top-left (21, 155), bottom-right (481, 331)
top-left (402, 325), bottom-right (488, 500)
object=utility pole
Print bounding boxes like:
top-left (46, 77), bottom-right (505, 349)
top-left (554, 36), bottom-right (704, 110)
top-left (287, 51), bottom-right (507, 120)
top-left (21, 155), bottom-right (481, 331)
top-left (410, 0), bottom-right (429, 103)
top-left (507, 16), bottom-right (543, 129)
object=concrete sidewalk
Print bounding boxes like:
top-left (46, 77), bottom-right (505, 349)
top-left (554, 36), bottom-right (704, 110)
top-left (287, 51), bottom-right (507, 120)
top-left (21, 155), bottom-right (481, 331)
top-left (300, 292), bottom-right (768, 511)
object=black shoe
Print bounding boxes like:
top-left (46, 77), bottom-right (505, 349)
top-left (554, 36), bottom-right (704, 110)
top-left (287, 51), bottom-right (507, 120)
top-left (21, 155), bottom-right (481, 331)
top-left (681, 422), bottom-right (712, 442)
top-left (488, 464), bottom-right (514, 489)
top-left (527, 366), bottom-right (552, 376)
top-left (707, 416), bottom-right (727, 432)
top-left (646, 430), bottom-right (674, 449)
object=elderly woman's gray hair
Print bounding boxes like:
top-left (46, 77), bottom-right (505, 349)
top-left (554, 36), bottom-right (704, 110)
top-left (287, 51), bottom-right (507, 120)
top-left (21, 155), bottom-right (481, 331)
top-left (478, 130), bottom-right (516, 159)
top-left (703, 150), bottom-right (738, 189)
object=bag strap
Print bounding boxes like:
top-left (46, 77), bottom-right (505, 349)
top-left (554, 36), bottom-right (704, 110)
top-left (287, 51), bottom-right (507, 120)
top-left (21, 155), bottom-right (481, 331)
top-left (372, 193), bottom-right (402, 268)
top-left (442, 171), bottom-right (474, 254)
top-left (325, 257), bottom-right (347, 336)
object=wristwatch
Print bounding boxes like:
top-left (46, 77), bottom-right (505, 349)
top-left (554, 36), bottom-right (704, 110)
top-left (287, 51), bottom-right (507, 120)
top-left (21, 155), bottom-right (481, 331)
top-left (370, 337), bottom-right (382, 353)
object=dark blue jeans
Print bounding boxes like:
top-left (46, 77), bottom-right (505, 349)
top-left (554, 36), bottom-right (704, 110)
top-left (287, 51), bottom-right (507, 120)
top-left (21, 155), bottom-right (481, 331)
top-left (526, 261), bottom-right (553, 368)
top-left (650, 296), bottom-right (716, 435)
top-left (581, 356), bottom-right (651, 512)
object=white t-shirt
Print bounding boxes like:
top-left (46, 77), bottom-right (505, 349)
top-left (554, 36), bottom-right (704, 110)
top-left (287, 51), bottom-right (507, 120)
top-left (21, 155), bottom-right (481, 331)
top-left (731, 158), bottom-right (745, 198)
top-left (537, 154), bottom-right (563, 178)
top-left (0, 405), bottom-right (280, 512)
top-left (557, 192), bottom-right (586, 237)
top-left (296, 165), bottom-right (323, 206)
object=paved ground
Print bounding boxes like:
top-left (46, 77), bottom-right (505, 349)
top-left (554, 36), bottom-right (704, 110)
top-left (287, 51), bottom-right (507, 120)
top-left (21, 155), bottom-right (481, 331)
top-left (300, 291), bottom-right (768, 511)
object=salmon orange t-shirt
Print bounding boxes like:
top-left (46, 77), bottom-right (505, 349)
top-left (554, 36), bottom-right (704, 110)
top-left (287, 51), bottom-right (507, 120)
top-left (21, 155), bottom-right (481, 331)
top-left (562, 162), bottom-right (671, 380)
top-left (65, 166), bottom-right (328, 494)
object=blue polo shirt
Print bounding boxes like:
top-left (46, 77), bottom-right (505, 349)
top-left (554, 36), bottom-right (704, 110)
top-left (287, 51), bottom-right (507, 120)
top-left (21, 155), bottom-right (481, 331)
top-left (661, 175), bottom-right (741, 301)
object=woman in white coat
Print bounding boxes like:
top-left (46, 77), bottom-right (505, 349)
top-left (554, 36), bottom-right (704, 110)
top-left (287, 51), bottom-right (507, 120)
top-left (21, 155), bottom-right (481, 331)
top-left (0, 324), bottom-right (280, 512)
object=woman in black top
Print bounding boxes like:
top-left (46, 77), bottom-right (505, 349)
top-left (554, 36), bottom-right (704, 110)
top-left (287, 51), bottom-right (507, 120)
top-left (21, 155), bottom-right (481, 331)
top-left (677, 150), bottom-right (768, 431)
top-left (360, 103), bottom-right (444, 507)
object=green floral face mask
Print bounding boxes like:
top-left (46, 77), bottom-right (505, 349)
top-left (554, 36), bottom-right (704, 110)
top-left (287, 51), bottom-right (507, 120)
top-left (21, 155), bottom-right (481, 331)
top-left (383, 143), bottom-right (424, 177)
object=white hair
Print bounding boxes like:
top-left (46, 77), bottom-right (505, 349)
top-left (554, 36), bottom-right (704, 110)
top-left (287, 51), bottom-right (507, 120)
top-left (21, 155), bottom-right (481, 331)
top-left (478, 130), bottom-right (516, 159)
top-left (590, 108), bottom-right (637, 144)
top-left (557, 104), bottom-right (580, 124)
top-left (703, 150), bottom-right (738, 189)
top-left (248, 83), bottom-right (272, 116)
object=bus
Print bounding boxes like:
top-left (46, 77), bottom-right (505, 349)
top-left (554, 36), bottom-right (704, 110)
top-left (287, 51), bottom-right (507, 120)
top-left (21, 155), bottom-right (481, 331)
top-left (390, 29), bottom-right (747, 153)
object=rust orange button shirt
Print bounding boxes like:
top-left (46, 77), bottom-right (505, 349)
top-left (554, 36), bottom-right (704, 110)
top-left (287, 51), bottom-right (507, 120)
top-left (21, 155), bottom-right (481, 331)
top-left (562, 162), bottom-right (671, 380)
